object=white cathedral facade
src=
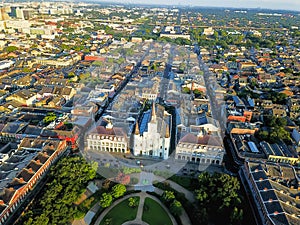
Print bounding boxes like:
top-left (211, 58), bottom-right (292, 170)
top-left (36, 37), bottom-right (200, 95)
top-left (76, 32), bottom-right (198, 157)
top-left (132, 102), bottom-right (171, 159)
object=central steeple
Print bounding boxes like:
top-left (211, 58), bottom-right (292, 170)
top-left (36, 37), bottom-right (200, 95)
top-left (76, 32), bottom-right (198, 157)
top-left (150, 101), bottom-right (156, 123)
top-left (134, 121), bottom-right (140, 135)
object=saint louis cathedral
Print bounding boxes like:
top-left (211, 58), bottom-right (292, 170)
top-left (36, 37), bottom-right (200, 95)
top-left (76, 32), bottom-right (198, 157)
top-left (132, 102), bottom-right (171, 159)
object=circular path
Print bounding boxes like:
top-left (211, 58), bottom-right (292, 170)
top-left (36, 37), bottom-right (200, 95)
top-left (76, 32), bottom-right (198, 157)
top-left (94, 192), bottom-right (177, 225)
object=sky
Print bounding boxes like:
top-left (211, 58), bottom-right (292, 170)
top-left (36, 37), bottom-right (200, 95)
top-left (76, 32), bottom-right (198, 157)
top-left (97, 0), bottom-right (300, 11)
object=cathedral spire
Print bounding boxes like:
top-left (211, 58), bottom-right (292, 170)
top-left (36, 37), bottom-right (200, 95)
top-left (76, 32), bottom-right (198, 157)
top-left (151, 101), bottom-right (156, 122)
top-left (165, 124), bottom-right (170, 138)
top-left (134, 121), bottom-right (140, 135)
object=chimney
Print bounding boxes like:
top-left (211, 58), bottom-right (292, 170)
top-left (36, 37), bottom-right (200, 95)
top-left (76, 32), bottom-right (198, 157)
top-left (106, 121), bottom-right (113, 130)
top-left (197, 127), bottom-right (204, 138)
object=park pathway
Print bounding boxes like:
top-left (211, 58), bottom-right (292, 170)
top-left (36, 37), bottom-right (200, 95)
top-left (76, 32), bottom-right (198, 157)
top-left (93, 193), bottom-right (137, 225)
top-left (154, 175), bottom-right (196, 203)
top-left (122, 192), bottom-right (178, 225)
top-left (74, 174), bottom-right (194, 225)
top-left (122, 192), bottom-right (149, 225)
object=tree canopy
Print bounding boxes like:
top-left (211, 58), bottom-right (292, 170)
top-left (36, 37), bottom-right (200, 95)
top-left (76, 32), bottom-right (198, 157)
top-left (18, 156), bottom-right (97, 225)
top-left (111, 184), bottom-right (126, 198)
top-left (195, 172), bottom-right (243, 225)
top-left (162, 190), bottom-right (175, 203)
top-left (100, 193), bottom-right (113, 208)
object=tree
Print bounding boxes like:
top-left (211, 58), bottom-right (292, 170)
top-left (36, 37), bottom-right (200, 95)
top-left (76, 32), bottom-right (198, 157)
top-left (115, 173), bottom-right (130, 185)
top-left (170, 200), bottom-right (182, 216)
top-left (103, 179), bottom-right (112, 190)
top-left (111, 184), bottom-right (126, 198)
top-left (230, 207), bottom-right (243, 223)
top-left (193, 89), bottom-right (203, 98)
top-left (162, 190), bottom-right (175, 203)
top-left (67, 72), bottom-right (75, 78)
top-left (276, 117), bottom-right (287, 127)
top-left (104, 218), bottom-right (113, 225)
top-left (18, 156), bottom-right (97, 225)
top-left (43, 112), bottom-right (57, 124)
top-left (4, 46), bottom-right (18, 53)
top-left (195, 172), bottom-right (243, 224)
top-left (128, 197), bottom-right (139, 208)
top-left (258, 130), bottom-right (269, 140)
top-left (182, 87), bottom-right (190, 94)
top-left (100, 193), bottom-right (113, 208)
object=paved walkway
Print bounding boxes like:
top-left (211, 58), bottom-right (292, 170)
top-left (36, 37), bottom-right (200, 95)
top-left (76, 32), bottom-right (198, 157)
top-left (122, 192), bottom-right (178, 225)
top-left (129, 172), bottom-right (196, 203)
top-left (73, 199), bottom-right (101, 225)
top-left (152, 188), bottom-right (191, 225)
top-left (122, 192), bottom-right (149, 225)
top-left (74, 175), bottom-right (194, 225)
top-left (93, 193), bottom-right (137, 225)
top-left (92, 192), bottom-right (179, 225)
top-left (154, 175), bottom-right (196, 203)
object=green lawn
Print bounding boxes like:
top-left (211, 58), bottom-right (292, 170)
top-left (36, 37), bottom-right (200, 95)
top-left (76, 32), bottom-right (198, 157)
top-left (142, 197), bottom-right (173, 225)
top-left (100, 197), bottom-right (140, 225)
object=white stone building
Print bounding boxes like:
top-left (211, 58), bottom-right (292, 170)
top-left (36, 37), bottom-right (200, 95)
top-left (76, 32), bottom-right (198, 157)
top-left (87, 123), bottom-right (128, 153)
top-left (133, 102), bottom-right (171, 159)
top-left (175, 127), bottom-right (224, 165)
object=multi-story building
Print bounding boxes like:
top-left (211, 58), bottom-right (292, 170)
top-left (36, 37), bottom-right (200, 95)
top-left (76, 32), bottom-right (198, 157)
top-left (175, 127), bottom-right (224, 165)
top-left (86, 122), bottom-right (128, 153)
top-left (239, 161), bottom-right (300, 225)
top-left (0, 138), bottom-right (67, 225)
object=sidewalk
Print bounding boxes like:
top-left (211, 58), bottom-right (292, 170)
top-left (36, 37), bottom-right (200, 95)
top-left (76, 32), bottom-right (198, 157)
top-left (122, 192), bottom-right (149, 225)
top-left (154, 175), bottom-right (196, 203)
top-left (90, 192), bottom-right (180, 225)
top-left (74, 174), bottom-right (195, 225)
top-left (93, 193), bottom-right (138, 225)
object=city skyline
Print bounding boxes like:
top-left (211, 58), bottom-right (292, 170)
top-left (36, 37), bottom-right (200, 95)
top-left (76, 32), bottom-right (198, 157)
top-left (95, 0), bottom-right (300, 11)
